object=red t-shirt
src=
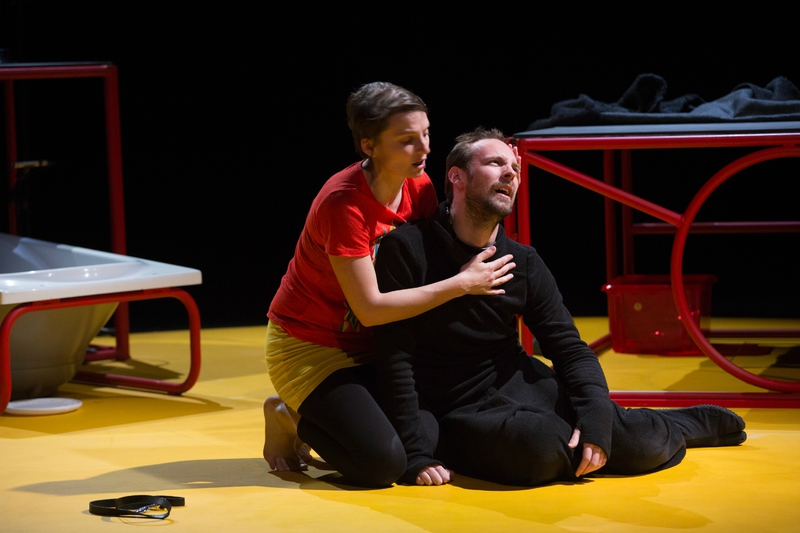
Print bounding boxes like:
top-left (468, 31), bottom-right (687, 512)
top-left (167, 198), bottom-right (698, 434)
top-left (268, 161), bottom-right (438, 352)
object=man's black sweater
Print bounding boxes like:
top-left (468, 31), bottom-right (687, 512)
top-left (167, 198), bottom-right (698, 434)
top-left (375, 202), bottom-right (613, 484)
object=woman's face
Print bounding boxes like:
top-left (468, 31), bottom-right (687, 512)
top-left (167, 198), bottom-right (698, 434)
top-left (364, 111), bottom-right (430, 180)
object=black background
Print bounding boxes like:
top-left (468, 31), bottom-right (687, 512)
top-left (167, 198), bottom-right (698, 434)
top-left (1, 1), bottom-right (799, 331)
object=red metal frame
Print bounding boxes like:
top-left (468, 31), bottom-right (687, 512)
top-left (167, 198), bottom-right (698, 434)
top-left (511, 126), bottom-right (800, 408)
top-left (0, 288), bottom-right (202, 414)
top-left (1, 63), bottom-right (133, 358)
top-left (0, 63), bottom-right (203, 413)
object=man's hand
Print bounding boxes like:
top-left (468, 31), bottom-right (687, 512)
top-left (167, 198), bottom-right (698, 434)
top-left (568, 428), bottom-right (607, 477)
top-left (416, 465), bottom-right (454, 486)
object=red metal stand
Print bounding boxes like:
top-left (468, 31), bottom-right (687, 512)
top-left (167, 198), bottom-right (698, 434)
top-left (0, 63), bottom-right (203, 413)
top-left (1, 62), bottom-right (133, 357)
top-left (511, 123), bottom-right (800, 408)
top-left (0, 288), bottom-right (202, 414)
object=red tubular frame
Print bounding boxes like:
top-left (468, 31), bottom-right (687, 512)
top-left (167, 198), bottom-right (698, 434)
top-left (1, 63), bottom-right (133, 359)
top-left (3, 79), bottom-right (18, 234)
top-left (0, 288), bottom-right (202, 414)
top-left (670, 146), bottom-right (800, 393)
top-left (512, 127), bottom-right (800, 408)
top-left (1, 63), bottom-right (203, 414)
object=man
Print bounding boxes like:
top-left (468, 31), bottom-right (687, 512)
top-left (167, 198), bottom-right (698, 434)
top-left (374, 127), bottom-right (746, 487)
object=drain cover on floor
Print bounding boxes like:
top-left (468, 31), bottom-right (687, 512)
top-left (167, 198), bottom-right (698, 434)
top-left (5, 398), bottom-right (82, 416)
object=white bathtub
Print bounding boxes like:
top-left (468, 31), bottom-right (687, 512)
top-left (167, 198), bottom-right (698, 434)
top-left (0, 232), bottom-right (201, 399)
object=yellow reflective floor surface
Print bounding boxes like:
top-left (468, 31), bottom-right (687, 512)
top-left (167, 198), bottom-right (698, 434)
top-left (1, 317), bottom-right (798, 532)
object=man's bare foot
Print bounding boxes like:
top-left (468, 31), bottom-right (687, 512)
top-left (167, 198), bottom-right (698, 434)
top-left (263, 396), bottom-right (312, 471)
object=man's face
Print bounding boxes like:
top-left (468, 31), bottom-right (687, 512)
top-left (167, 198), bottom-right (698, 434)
top-left (463, 139), bottom-right (520, 222)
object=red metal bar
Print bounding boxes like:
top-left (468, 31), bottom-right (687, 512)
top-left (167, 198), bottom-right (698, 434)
top-left (706, 329), bottom-right (800, 338)
top-left (588, 333), bottom-right (613, 355)
top-left (521, 150), bottom-right (684, 227)
top-left (620, 149), bottom-right (635, 275)
top-left (101, 66), bottom-right (131, 359)
top-left (515, 152), bottom-right (531, 246)
top-left (0, 288), bottom-right (202, 415)
top-left (1, 66), bottom-right (122, 240)
top-left (516, 132), bottom-right (800, 151)
top-left (602, 150), bottom-right (618, 280)
top-left (510, 151), bottom-right (533, 352)
top-left (3, 80), bottom-right (17, 234)
top-left (1, 63), bottom-right (133, 358)
top-left (0, 64), bottom-right (116, 81)
top-left (84, 345), bottom-right (120, 361)
top-left (610, 391), bottom-right (800, 408)
top-left (103, 66), bottom-right (126, 255)
top-left (634, 221), bottom-right (800, 234)
top-left (515, 129), bottom-right (800, 407)
top-left (670, 146), bottom-right (800, 393)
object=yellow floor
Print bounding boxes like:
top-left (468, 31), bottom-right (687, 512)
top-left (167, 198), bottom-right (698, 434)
top-left (1, 318), bottom-right (799, 532)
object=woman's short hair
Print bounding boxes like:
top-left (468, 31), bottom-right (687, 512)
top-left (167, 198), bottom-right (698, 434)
top-left (346, 82), bottom-right (428, 158)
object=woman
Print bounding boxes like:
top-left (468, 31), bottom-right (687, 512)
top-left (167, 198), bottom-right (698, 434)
top-left (264, 82), bottom-right (515, 487)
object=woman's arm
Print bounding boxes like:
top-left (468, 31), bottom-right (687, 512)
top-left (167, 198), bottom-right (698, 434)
top-left (329, 248), bottom-right (514, 327)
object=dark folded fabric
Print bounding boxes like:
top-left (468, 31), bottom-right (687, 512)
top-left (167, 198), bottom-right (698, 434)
top-left (529, 74), bottom-right (800, 130)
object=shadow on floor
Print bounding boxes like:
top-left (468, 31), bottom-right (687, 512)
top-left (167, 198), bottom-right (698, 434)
top-left (0, 389), bottom-right (231, 436)
top-left (14, 457), bottom-right (344, 495)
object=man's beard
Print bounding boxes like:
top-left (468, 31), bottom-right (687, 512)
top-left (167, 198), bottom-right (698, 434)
top-left (464, 180), bottom-right (514, 231)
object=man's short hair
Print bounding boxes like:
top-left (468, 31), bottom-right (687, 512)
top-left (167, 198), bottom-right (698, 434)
top-left (346, 82), bottom-right (428, 158)
top-left (444, 127), bottom-right (506, 200)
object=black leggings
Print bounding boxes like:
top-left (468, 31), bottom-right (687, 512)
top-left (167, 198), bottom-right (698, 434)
top-left (296, 365), bottom-right (406, 488)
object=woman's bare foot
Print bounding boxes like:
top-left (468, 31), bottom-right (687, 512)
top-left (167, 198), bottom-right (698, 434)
top-left (263, 396), bottom-right (313, 471)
